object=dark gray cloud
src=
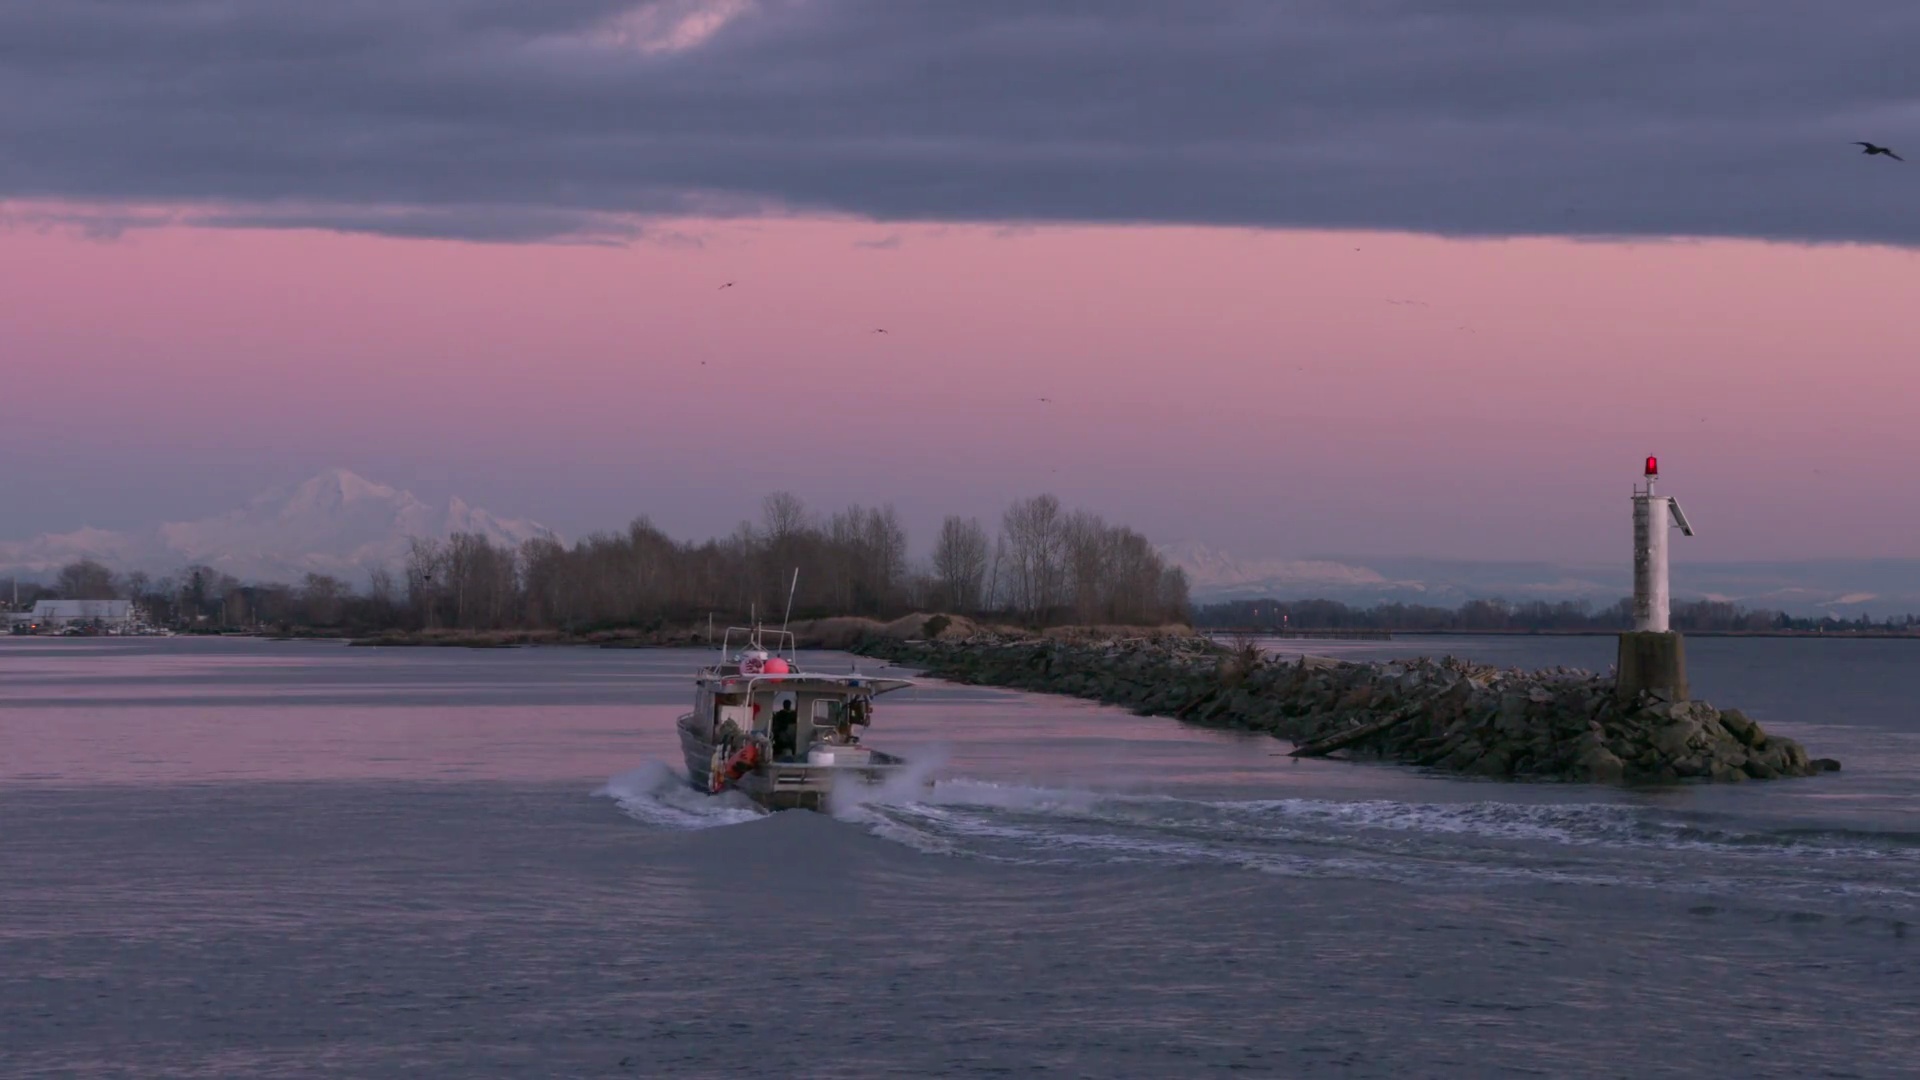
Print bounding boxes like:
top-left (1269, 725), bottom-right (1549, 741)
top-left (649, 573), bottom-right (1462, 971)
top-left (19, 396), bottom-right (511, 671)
top-left (4, 0), bottom-right (1919, 243)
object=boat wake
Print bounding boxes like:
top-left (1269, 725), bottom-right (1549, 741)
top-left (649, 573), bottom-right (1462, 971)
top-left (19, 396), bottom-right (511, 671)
top-left (825, 744), bottom-right (954, 815)
top-left (828, 777), bottom-right (1920, 911)
top-left (596, 763), bottom-right (1920, 914)
top-left (595, 762), bottom-right (762, 830)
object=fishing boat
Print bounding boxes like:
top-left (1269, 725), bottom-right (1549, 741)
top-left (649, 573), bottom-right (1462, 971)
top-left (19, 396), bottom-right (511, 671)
top-left (677, 625), bottom-right (918, 811)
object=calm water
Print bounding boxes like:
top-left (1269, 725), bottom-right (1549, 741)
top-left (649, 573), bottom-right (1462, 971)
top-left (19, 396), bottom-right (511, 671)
top-left (3, 636), bottom-right (1918, 1078)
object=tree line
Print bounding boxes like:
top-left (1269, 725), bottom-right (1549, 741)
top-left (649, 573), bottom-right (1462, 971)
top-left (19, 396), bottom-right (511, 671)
top-left (5, 493), bottom-right (1190, 633)
top-left (1196, 597), bottom-right (1920, 634)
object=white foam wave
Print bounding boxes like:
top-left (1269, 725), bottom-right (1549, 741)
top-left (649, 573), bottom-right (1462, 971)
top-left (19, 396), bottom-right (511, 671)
top-left (829, 773), bottom-right (1920, 898)
top-left (826, 745), bottom-right (954, 819)
top-left (1226, 798), bottom-right (1920, 862)
top-left (844, 787), bottom-right (1645, 886)
top-left (594, 761), bottom-right (762, 830)
top-left (875, 777), bottom-right (1119, 815)
top-left (1226, 799), bottom-right (1646, 847)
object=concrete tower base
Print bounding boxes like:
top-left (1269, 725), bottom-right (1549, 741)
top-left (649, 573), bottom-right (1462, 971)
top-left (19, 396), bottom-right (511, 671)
top-left (1616, 631), bottom-right (1688, 703)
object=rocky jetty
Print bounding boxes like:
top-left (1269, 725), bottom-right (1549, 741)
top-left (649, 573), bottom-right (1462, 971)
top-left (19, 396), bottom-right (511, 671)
top-left (856, 633), bottom-right (1837, 783)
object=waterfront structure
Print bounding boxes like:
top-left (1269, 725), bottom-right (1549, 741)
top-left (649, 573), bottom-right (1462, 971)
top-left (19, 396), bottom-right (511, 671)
top-left (28, 599), bottom-right (138, 631)
top-left (1617, 457), bottom-right (1693, 702)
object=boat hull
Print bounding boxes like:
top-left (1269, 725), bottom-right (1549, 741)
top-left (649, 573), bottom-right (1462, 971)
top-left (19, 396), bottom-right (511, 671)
top-left (676, 711), bottom-right (917, 812)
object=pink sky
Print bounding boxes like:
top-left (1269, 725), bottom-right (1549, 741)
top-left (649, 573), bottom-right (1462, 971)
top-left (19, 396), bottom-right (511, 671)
top-left (4, 213), bottom-right (1918, 562)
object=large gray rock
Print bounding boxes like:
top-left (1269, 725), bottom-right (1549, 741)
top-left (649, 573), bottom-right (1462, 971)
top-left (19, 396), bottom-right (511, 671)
top-left (1719, 709), bottom-right (1764, 748)
top-left (1576, 740), bottom-right (1627, 784)
top-left (854, 631), bottom-right (1831, 786)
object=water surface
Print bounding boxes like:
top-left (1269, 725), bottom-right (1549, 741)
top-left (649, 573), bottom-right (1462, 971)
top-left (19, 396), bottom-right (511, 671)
top-left (3, 637), bottom-right (1916, 1077)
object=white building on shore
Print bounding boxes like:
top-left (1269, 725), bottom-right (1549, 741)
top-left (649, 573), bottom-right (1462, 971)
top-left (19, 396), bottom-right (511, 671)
top-left (28, 599), bottom-right (139, 631)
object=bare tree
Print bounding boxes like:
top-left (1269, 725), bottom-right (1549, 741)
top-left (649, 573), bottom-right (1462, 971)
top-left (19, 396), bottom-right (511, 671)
top-left (861, 504), bottom-right (908, 608)
top-left (1001, 494), bottom-right (1065, 621)
top-left (1104, 527), bottom-right (1171, 623)
top-left (761, 492), bottom-right (808, 543)
top-left (932, 515), bottom-right (990, 612)
top-left (54, 560), bottom-right (118, 600)
top-left (444, 532), bottom-right (517, 629)
top-left (517, 536), bottom-right (568, 627)
top-left (127, 574), bottom-right (176, 625)
top-left (818, 504), bottom-right (905, 614)
top-left (300, 573), bottom-right (350, 627)
top-left (105, 489), bottom-right (1188, 635)
top-left (1061, 510), bottom-right (1109, 623)
top-left (985, 536), bottom-right (1009, 612)
top-left (367, 566), bottom-right (397, 605)
top-left (902, 564), bottom-right (938, 610)
top-left (405, 537), bottom-right (449, 629)
top-left (1158, 565), bottom-right (1192, 623)
top-left (223, 586), bottom-right (253, 628)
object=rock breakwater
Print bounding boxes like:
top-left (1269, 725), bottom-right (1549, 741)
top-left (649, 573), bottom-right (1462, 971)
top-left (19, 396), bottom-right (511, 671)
top-left (856, 634), bottom-right (1837, 783)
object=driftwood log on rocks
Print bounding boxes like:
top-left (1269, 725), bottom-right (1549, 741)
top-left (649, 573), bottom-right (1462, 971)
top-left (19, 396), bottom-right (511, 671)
top-left (854, 632), bottom-right (1837, 785)
top-left (1288, 705), bottom-right (1420, 758)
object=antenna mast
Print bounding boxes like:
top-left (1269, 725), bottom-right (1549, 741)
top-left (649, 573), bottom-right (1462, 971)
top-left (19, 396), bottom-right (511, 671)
top-left (780, 568), bottom-right (799, 636)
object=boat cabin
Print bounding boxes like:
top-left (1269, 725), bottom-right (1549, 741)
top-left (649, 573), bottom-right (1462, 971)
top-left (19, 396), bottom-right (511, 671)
top-left (694, 629), bottom-right (910, 764)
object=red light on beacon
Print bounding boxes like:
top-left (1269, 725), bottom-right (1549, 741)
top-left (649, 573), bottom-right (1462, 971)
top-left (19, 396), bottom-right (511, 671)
top-left (1644, 456), bottom-right (1658, 477)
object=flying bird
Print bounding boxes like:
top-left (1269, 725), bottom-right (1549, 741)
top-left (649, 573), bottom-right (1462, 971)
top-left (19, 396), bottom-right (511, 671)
top-left (1038, 397), bottom-right (1054, 404)
top-left (1855, 142), bottom-right (1904, 161)
top-left (873, 328), bottom-right (888, 334)
top-left (718, 281), bottom-right (736, 289)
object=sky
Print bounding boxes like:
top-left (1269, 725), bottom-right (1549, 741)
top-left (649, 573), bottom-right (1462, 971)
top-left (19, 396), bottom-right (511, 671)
top-left (4, 0), bottom-right (1920, 563)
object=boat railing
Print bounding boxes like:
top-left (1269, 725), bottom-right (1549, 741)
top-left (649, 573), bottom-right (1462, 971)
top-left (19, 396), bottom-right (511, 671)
top-left (717, 625), bottom-right (798, 665)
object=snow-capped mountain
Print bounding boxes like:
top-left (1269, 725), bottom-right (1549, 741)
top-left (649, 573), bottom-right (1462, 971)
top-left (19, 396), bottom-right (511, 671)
top-left (0, 469), bottom-right (556, 584)
top-left (1159, 540), bottom-right (1920, 618)
top-left (1156, 540), bottom-right (1410, 597)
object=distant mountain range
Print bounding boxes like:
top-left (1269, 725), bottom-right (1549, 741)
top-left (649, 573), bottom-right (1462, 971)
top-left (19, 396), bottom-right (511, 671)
top-left (0, 469), bottom-right (555, 584)
top-left (1158, 541), bottom-right (1920, 619)
top-left (6, 475), bottom-right (1915, 617)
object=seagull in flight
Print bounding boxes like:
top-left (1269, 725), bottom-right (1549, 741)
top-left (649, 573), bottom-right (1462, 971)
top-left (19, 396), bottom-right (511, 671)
top-left (1038, 396), bottom-right (1054, 404)
top-left (718, 281), bottom-right (736, 290)
top-left (872, 328), bottom-right (888, 334)
top-left (1855, 142), bottom-right (1904, 161)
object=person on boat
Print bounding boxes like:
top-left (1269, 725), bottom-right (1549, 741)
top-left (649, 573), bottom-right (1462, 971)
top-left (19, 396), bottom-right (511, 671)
top-left (770, 701), bottom-right (799, 760)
